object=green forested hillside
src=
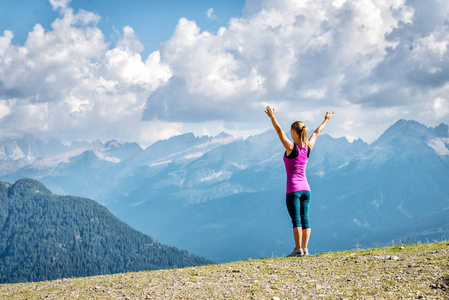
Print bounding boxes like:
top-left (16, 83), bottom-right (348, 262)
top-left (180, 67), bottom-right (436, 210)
top-left (0, 179), bottom-right (212, 284)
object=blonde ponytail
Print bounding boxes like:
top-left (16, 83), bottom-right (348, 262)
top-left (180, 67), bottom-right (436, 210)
top-left (300, 125), bottom-right (308, 147)
top-left (291, 121), bottom-right (308, 147)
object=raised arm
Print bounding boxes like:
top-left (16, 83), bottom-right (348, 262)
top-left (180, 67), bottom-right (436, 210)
top-left (265, 106), bottom-right (294, 154)
top-left (308, 110), bottom-right (334, 151)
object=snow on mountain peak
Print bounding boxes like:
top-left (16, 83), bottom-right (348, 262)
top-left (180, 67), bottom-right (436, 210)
top-left (143, 132), bottom-right (238, 166)
top-left (0, 141), bottom-right (26, 161)
top-left (86, 140), bottom-right (121, 163)
top-left (105, 140), bottom-right (121, 149)
top-left (199, 170), bottom-right (231, 183)
top-left (344, 135), bottom-right (358, 143)
top-left (182, 152), bottom-right (204, 160)
top-left (427, 138), bottom-right (449, 156)
top-left (29, 147), bottom-right (89, 169)
top-left (28, 141), bottom-right (123, 169)
top-left (93, 151), bottom-right (121, 163)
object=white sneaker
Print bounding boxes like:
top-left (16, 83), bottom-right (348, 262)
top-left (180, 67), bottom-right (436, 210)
top-left (302, 248), bottom-right (309, 256)
top-left (287, 248), bottom-right (304, 257)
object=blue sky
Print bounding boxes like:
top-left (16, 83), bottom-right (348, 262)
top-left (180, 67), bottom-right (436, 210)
top-left (0, 0), bottom-right (448, 146)
top-left (0, 0), bottom-right (245, 57)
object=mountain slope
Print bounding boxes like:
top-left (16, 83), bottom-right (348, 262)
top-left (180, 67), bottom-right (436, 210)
top-left (0, 179), bottom-right (212, 284)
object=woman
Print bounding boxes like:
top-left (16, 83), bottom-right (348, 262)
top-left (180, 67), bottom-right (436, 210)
top-left (265, 106), bottom-right (334, 257)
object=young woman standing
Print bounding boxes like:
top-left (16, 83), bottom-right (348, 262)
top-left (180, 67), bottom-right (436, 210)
top-left (265, 106), bottom-right (334, 257)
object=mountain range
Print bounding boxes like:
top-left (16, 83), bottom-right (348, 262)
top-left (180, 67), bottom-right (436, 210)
top-left (1, 119), bottom-right (448, 262)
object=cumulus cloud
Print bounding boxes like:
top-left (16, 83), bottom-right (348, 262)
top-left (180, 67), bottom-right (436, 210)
top-left (1, 0), bottom-right (449, 145)
top-left (50, 0), bottom-right (71, 12)
top-left (143, 0), bottom-right (449, 142)
top-left (146, 1), bottom-right (405, 116)
top-left (0, 3), bottom-right (174, 145)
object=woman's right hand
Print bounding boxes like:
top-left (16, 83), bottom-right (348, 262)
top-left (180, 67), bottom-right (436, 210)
top-left (265, 106), bottom-right (276, 118)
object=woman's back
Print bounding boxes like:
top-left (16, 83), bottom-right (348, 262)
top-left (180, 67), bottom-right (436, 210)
top-left (283, 143), bottom-right (310, 194)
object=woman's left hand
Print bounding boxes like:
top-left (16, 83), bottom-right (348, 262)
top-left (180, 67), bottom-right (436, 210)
top-left (265, 106), bottom-right (276, 118)
top-left (325, 110), bottom-right (334, 121)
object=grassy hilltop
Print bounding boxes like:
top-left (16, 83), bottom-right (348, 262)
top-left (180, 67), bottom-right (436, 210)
top-left (0, 242), bottom-right (448, 299)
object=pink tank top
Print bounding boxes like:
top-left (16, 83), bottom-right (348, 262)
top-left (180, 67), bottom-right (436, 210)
top-left (283, 143), bottom-right (310, 194)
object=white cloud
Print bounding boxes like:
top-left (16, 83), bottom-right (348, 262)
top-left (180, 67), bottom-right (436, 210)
top-left (0, 3), bottom-right (174, 145)
top-left (161, 18), bottom-right (262, 98)
top-left (117, 26), bottom-right (144, 53)
top-left (145, 0), bottom-right (415, 123)
top-left (301, 88), bottom-right (327, 99)
top-left (50, 0), bottom-right (71, 12)
top-left (144, 0), bottom-right (449, 143)
top-left (63, 95), bottom-right (93, 114)
top-left (0, 100), bottom-right (11, 120)
top-left (104, 43), bottom-right (171, 89)
top-left (433, 97), bottom-right (449, 119)
top-left (206, 8), bottom-right (217, 20)
top-left (1, 0), bottom-right (449, 145)
top-left (0, 30), bottom-right (13, 56)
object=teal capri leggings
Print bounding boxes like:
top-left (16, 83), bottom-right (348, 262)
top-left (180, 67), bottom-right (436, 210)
top-left (286, 190), bottom-right (311, 228)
